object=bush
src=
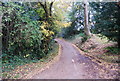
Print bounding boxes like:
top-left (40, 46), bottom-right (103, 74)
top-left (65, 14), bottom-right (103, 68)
top-left (2, 2), bottom-right (57, 72)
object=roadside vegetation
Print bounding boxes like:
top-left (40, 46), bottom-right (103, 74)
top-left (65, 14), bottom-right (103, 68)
top-left (1, 1), bottom-right (120, 79)
top-left (2, 43), bottom-right (59, 79)
top-left (62, 2), bottom-right (120, 64)
top-left (62, 2), bottom-right (119, 79)
top-left (1, 1), bottom-right (67, 79)
top-left (71, 34), bottom-right (119, 64)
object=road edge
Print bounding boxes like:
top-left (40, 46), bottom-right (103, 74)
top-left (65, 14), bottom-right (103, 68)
top-left (72, 43), bottom-right (119, 79)
top-left (23, 44), bottom-right (62, 79)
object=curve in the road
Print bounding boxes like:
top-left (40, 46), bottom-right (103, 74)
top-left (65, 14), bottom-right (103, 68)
top-left (30, 39), bottom-right (105, 79)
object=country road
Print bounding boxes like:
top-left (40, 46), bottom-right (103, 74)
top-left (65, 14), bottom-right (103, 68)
top-left (30, 39), bottom-right (106, 79)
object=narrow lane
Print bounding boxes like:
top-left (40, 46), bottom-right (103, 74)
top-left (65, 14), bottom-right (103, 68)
top-left (31, 39), bottom-right (102, 79)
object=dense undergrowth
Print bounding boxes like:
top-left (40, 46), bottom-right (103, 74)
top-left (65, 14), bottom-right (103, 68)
top-left (2, 41), bottom-right (56, 73)
top-left (2, 43), bottom-right (59, 79)
top-left (1, 2), bottom-right (60, 76)
top-left (1, 1), bottom-right (120, 79)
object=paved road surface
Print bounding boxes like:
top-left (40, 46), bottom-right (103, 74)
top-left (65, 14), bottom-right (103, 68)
top-left (31, 39), bottom-right (104, 79)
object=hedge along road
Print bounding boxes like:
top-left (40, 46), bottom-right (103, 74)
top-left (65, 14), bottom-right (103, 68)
top-left (30, 38), bottom-right (108, 79)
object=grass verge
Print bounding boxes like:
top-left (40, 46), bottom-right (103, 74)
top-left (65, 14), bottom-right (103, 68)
top-left (96, 46), bottom-right (120, 63)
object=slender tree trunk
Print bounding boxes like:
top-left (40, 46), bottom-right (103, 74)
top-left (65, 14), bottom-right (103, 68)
top-left (117, 16), bottom-right (120, 48)
top-left (117, 3), bottom-right (120, 48)
top-left (49, 1), bottom-right (54, 16)
top-left (118, 30), bottom-right (120, 48)
top-left (84, 0), bottom-right (91, 36)
top-left (39, 1), bottom-right (54, 21)
top-left (39, 2), bottom-right (49, 21)
top-left (0, 14), bottom-right (2, 55)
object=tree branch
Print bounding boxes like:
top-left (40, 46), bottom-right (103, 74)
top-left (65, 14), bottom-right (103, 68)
top-left (49, 1), bottom-right (54, 16)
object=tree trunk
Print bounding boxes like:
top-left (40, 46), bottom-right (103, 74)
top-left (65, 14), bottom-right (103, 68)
top-left (0, 14), bottom-right (2, 54)
top-left (84, 0), bottom-right (91, 36)
top-left (39, 2), bottom-right (49, 21)
top-left (117, 29), bottom-right (120, 48)
top-left (118, 32), bottom-right (120, 48)
top-left (117, 3), bottom-right (120, 48)
top-left (49, 1), bottom-right (54, 16)
top-left (39, 1), bottom-right (54, 21)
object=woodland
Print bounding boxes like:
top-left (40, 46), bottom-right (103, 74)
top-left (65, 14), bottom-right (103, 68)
top-left (0, 0), bottom-right (120, 79)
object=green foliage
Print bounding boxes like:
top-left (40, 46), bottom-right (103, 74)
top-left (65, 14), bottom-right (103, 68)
top-left (2, 2), bottom-right (59, 73)
top-left (2, 2), bottom-right (42, 72)
top-left (2, 2), bottom-right (43, 60)
top-left (36, 8), bottom-right (45, 19)
top-left (90, 2), bottom-right (120, 47)
top-left (62, 26), bottom-right (80, 38)
top-left (97, 46), bottom-right (120, 63)
top-left (80, 33), bottom-right (90, 43)
top-left (105, 47), bottom-right (120, 55)
top-left (62, 2), bottom-right (85, 38)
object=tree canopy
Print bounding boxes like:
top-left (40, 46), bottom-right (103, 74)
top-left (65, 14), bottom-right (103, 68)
top-left (1, 1), bottom-right (120, 77)
top-left (90, 2), bottom-right (120, 47)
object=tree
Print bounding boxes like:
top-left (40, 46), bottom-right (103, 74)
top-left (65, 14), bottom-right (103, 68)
top-left (90, 2), bottom-right (120, 48)
top-left (62, 1), bottom-right (92, 38)
top-left (83, 0), bottom-right (91, 36)
top-left (38, 0), bottom-right (54, 21)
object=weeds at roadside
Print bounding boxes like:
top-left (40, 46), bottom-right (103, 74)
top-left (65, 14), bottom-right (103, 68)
top-left (2, 43), bottom-right (59, 79)
top-left (97, 46), bottom-right (120, 63)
